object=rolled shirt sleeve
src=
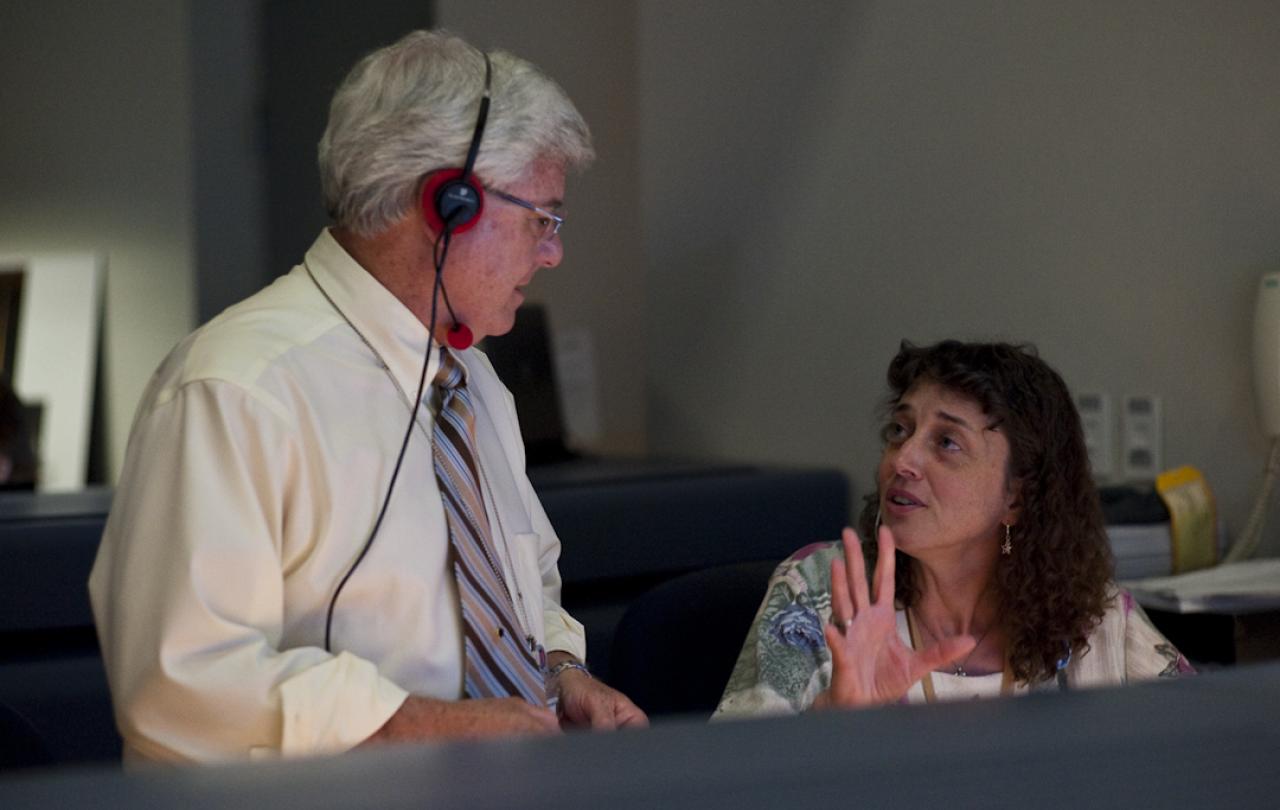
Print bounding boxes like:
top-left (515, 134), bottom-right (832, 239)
top-left (91, 378), bottom-right (407, 761)
top-left (276, 652), bottom-right (407, 758)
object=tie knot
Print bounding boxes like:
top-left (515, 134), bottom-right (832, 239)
top-left (433, 347), bottom-right (466, 392)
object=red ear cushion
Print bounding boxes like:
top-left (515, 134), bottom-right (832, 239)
top-left (421, 168), bottom-right (486, 235)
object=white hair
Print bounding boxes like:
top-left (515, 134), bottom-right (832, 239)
top-left (318, 29), bottom-right (594, 235)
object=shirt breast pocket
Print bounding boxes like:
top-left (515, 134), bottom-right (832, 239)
top-left (510, 531), bottom-right (547, 643)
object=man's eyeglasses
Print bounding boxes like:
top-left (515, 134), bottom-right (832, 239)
top-left (487, 187), bottom-right (564, 242)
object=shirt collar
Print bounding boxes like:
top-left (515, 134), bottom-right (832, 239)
top-left (303, 229), bottom-right (443, 404)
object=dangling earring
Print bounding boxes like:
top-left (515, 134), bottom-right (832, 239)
top-left (1001, 523), bottom-right (1013, 556)
top-left (874, 508), bottom-right (882, 534)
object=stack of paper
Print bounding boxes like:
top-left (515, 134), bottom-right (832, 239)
top-left (1108, 523), bottom-right (1173, 580)
top-left (1120, 559), bottom-right (1280, 614)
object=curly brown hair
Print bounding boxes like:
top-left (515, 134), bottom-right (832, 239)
top-left (858, 340), bottom-right (1113, 684)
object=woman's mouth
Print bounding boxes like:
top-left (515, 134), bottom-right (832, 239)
top-left (885, 489), bottom-right (923, 510)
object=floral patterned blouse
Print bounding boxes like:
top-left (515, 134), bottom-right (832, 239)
top-left (715, 540), bottom-right (1195, 719)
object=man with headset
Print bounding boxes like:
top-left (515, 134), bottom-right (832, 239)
top-left (90, 29), bottom-right (646, 762)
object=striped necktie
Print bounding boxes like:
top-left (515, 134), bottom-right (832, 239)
top-left (431, 347), bottom-right (547, 706)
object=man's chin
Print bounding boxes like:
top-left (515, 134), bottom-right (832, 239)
top-left (499, 304), bottom-right (527, 335)
top-left (487, 317), bottom-right (517, 339)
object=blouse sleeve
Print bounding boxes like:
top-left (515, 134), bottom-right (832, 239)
top-left (713, 542), bottom-right (842, 719)
top-left (1120, 590), bottom-right (1197, 680)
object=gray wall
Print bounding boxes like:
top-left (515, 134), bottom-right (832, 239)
top-left (0, 0), bottom-right (200, 482)
top-left (436, 1), bottom-right (649, 455)
top-left (258, 1), bottom-right (435, 291)
top-left (0, 1), bottom-right (429, 480)
top-left (191, 0), bottom-right (269, 325)
top-left (6, 1), bottom-right (1280, 555)
top-left (638, 1), bottom-right (1280, 554)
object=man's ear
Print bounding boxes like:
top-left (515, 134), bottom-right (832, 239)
top-left (421, 169), bottom-right (485, 237)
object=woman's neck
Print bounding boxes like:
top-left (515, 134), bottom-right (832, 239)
top-left (909, 551), bottom-right (999, 638)
top-left (910, 554), bottom-right (1006, 676)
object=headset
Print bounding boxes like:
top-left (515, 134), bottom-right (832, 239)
top-left (420, 52), bottom-right (492, 351)
top-left (324, 50), bottom-right (492, 652)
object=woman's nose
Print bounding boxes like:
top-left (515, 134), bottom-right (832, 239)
top-left (890, 437), bottom-right (924, 479)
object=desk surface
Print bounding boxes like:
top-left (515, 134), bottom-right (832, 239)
top-left (4, 663), bottom-right (1279, 808)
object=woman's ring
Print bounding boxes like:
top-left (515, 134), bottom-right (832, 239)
top-left (841, 618), bottom-right (853, 629)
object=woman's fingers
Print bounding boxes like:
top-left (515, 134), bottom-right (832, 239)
top-left (842, 527), bottom-right (870, 613)
top-left (873, 524), bottom-right (896, 606)
top-left (823, 623), bottom-right (850, 663)
top-left (829, 556), bottom-right (853, 629)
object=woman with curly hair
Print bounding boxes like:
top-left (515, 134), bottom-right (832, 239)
top-left (715, 340), bottom-right (1193, 716)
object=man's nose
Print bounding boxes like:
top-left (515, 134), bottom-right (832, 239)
top-left (539, 234), bottom-right (563, 268)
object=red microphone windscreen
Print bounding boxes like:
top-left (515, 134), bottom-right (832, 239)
top-left (446, 323), bottom-right (474, 350)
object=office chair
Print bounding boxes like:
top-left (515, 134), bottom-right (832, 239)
top-left (607, 559), bottom-right (779, 719)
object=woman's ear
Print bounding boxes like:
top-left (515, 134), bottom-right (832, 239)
top-left (1003, 478), bottom-right (1022, 527)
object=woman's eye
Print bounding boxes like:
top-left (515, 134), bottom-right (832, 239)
top-left (881, 422), bottom-right (907, 443)
top-left (937, 434), bottom-right (961, 451)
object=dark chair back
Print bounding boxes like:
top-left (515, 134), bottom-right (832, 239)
top-left (0, 699), bottom-right (54, 771)
top-left (607, 559), bottom-right (779, 720)
top-left (0, 488), bottom-right (121, 767)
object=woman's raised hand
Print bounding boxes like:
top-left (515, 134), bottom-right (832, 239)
top-left (816, 525), bottom-right (976, 708)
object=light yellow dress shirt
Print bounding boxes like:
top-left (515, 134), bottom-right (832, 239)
top-left (89, 230), bottom-right (585, 763)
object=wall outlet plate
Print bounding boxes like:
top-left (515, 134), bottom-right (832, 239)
top-left (1121, 394), bottom-right (1163, 481)
top-left (1075, 391), bottom-right (1113, 479)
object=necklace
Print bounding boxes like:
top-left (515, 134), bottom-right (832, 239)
top-left (906, 610), bottom-right (1012, 702)
top-left (908, 607), bottom-right (996, 677)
